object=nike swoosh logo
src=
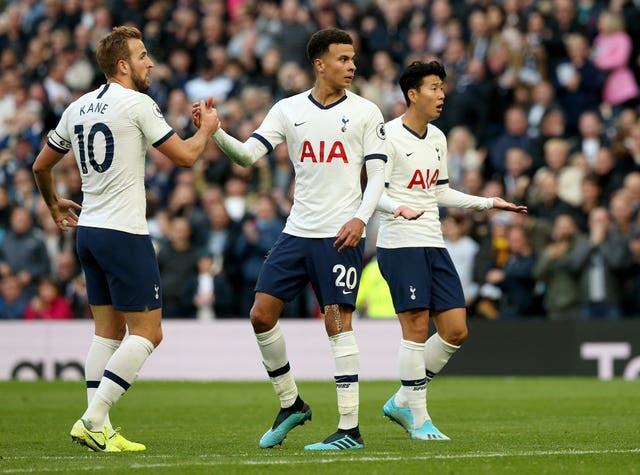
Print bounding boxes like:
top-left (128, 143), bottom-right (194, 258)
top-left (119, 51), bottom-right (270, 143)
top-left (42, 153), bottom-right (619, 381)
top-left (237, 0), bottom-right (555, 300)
top-left (406, 152), bottom-right (414, 156)
top-left (342, 290), bottom-right (353, 295)
top-left (87, 432), bottom-right (107, 450)
top-left (294, 121), bottom-right (306, 127)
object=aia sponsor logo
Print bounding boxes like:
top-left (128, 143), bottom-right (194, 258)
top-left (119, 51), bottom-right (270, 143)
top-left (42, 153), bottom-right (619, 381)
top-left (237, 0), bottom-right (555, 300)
top-left (407, 169), bottom-right (439, 189)
top-left (300, 140), bottom-right (348, 163)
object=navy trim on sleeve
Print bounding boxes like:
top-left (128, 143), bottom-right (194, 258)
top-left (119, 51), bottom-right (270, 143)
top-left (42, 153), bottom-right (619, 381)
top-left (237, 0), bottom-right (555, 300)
top-left (251, 132), bottom-right (273, 154)
top-left (436, 179), bottom-right (449, 185)
top-left (364, 153), bottom-right (387, 162)
top-left (152, 130), bottom-right (175, 148)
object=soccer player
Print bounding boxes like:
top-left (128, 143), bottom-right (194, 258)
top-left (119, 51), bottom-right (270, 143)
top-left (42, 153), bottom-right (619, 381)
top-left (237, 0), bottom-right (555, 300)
top-left (32, 26), bottom-right (219, 452)
top-left (202, 28), bottom-right (386, 450)
top-left (376, 61), bottom-right (526, 440)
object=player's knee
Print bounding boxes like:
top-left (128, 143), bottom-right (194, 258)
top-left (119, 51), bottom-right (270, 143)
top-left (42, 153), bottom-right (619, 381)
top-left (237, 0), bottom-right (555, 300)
top-left (445, 326), bottom-right (468, 346)
top-left (249, 306), bottom-right (275, 333)
top-left (150, 329), bottom-right (163, 348)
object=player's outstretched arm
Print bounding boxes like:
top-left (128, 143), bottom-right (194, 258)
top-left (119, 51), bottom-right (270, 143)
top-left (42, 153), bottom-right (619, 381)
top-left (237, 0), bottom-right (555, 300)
top-left (157, 98), bottom-right (219, 167)
top-left (192, 99), bottom-right (266, 168)
top-left (492, 197), bottom-right (528, 214)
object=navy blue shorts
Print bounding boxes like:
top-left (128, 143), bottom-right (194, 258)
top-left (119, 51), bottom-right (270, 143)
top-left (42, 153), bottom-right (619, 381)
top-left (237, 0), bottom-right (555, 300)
top-left (377, 247), bottom-right (465, 313)
top-left (256, 233), bottom-right (364, 310)
top-left (76, 226), bottom-right (162, 312)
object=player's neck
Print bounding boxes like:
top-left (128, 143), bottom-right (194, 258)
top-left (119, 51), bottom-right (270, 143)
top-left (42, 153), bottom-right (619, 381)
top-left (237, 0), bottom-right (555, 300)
top-left (108, 76), bottom-right (136, 91)
top-left (311, 83), bottom-right (346, 107)
top-left (402, 109), bottom-right (430, 136)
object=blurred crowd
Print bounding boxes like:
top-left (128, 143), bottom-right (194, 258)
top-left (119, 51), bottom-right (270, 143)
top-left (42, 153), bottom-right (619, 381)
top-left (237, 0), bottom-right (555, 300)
top-left (1, 0), bottom-right (640, 321)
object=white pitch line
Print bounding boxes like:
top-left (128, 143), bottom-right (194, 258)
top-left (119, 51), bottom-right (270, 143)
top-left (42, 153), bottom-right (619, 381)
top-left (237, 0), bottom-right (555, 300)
top-left (1, 448), bottom-right (639, 473)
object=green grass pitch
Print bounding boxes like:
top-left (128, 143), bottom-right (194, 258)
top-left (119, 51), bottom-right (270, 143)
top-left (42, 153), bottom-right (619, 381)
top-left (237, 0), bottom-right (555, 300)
top-left (1, 378), bottom-right (639, 474)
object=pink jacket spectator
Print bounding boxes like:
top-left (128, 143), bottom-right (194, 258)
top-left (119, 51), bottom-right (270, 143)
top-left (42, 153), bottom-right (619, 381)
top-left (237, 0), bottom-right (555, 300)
top-left (24, 297), bottom-right (74, 319)
top-left (593, 31), bottom-right (639, 106)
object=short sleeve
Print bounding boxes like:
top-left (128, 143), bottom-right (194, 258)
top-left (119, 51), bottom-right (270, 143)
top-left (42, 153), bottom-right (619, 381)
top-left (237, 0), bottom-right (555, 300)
top-left (133, 95), bottom-right (174, 146)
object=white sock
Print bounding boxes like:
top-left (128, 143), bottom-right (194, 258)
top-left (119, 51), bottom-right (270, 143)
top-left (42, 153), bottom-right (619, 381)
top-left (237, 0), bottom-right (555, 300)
top-left (396, 339), bottom-right (428, 428)
top-left (424, 333), bottom-right (460, 380)
top-left (255, 322), bottom-right (298, 408)
top-left (82, 335), bottom-right (154, 431)
top-left (85, 335), bottom-right (121, 436)
top-left (329, 331), bottom-right (360, 430)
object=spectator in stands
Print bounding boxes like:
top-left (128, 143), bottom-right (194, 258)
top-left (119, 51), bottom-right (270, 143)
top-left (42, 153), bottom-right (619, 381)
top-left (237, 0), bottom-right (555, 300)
top-left (157, 216), bottom-right (199, 318)
top-left (0, 274), bottom-right (29, 319)
top-left (575, 173), bottom-right (603, 232)
top-left (553, 33), bottom-right (602, 135)
top-left (570, 110), bottom-right (609, 168)
top-left (611, 111), bottom-right (640, 172)
top-left (526, 80), bottom-right (558, 139)
top-left (533, 213), bottom-right (584, 321)
top-left (573, 207), bottom-right (631, 319)
top-left (502, 147), bottom-right (532, 205)
top-left (0, 206), bottom-right (50, 298)
top-left (202, 202), bottom-right (241, 318)
top-left (446, 126), bottom-right (485, 191)
top-left (609, 191), bottom-right (635, 237)
top-left (488, 105), bottom-right (531, 177)
top-left (485, 224), bottom-right (541, 319)
top-left (24, 275), bottom-right (73, 319)
top-left (193, 248), bottom-right (216, 321)
top-left (529, 107), bottom-right (568, 169)
top-left (0, 6), bottom-right (28, 57)
top-left (474, 211), bottom-right (511, 320)
top-left (592, 146), bottom-right (627, 203)
top-left (533, 138), bottom-right (584, 208)
top-left (54, 250), bottom-right (87, 319)
top-left (543, 0), bottom-right (587, 72)
top-left (592, 10), bottom-right (639, 116)
top-left (277, 0), bottom-right (315, 68)
top-left (232, 193), bottom-right (284, 315)
top-left (165, 175), bottom-right (209, 247)
top-left (184, 54), bottom-right (233, 105)
top-left (11, 168), bottom-right (39, 217)
top-left (42, 56), bottom-right (72, 119)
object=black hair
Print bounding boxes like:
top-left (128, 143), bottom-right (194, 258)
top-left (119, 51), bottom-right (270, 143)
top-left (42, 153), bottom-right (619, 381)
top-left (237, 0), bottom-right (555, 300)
top-left (306, 28), bottom-right (353, 63)
top-left (398, 61), bottom-right (446, 105)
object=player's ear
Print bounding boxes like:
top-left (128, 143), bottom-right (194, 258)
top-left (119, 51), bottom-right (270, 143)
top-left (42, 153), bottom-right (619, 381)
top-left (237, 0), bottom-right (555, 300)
top-left (117, 59), bottom-right (129, 75)
top-left (313, 57), bottom-right (323, 72)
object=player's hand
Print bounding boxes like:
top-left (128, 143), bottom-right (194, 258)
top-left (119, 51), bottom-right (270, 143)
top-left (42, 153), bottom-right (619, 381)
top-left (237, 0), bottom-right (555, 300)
top-left (394, 205), bottom-right (424, 220)
top-left (333, 218), bottom-right (365, 253)
top-left (51, 198), bottom-right (82, 231)
top-left (493, 197), bottom-right (528, 214)
top-left (192, 97), bottom-right (219, 134)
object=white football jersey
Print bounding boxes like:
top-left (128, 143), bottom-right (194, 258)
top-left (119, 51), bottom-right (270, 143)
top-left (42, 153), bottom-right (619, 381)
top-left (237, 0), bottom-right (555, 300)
top-left (48, 83), bottom-right (174, 235)
top-left (377, 117), bottom-right (450, 249)
top-left (252, 89), bottom-right (387, 237)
